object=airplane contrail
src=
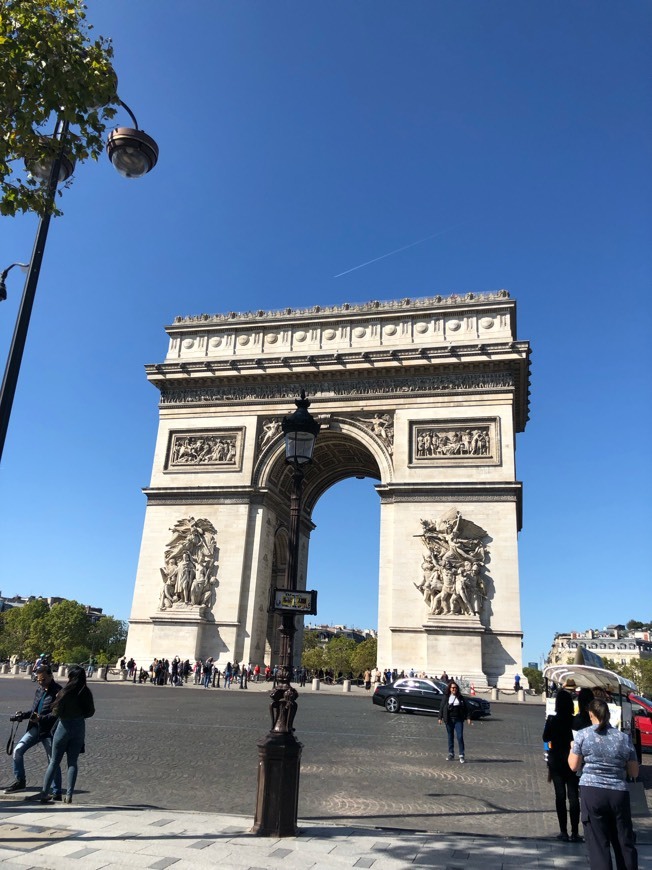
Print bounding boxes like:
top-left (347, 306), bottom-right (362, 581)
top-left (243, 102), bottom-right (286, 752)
top-left (333, 222), bottom-right (467, 278)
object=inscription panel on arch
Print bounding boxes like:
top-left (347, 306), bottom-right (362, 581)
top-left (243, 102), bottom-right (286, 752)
top-left (410, 419), bottom-right (500, 466)
top-left (165, 429), bottom-right (244, 472)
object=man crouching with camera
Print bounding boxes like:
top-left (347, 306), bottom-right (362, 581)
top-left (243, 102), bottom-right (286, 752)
top-left (4, 665), bottom-right (63, 799)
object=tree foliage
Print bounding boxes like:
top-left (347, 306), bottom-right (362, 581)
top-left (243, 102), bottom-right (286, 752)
top-left (603, 657), bottom-right (652, 697)
top-left (0, 0), bottom-right (118, 216)
top-left (523, 666), bottom-right (543, 694)
top-left (626, 620), bottom-right (651, 631)
top-left (323, 636), bottom-right (357, 675)
top-left (88, 616), bottom-right (127, 661)
top-left (300, 632), bottom-right (377, 675)
top-left (301, 646), bottom-right (326, 673)
top-left (301, 630), bottom-right (322, 652)
top-left (43, 600), bottom-right (92, 660)
top-left (0, 598), bottom-right (49, 659)
top-left (0, 598), bottom-right (126, 663)
top-left (350, 637), bottom-right (378, 674)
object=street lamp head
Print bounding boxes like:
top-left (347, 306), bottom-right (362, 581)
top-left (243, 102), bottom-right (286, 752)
top-left (0, 263), bottom-right (29, 302)
top-left (106, 127), bottom-right (158, 178)
top-left (25, 148), bottom-right (75, 184)
top-left (282, 390), bottom-right (321, 466)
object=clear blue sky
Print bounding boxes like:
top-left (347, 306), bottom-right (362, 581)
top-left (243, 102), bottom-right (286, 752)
top-left (1, 2), bottom-right (650, 668)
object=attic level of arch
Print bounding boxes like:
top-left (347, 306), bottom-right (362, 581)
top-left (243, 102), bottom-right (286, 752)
top-left (147, 339), bottom-right (530, 379)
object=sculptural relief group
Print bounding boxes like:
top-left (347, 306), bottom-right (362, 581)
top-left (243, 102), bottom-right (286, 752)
top-left (415, 426), bottom-right (490, 458)
top-left (414, 509), bottom-right (489, 619)
top-left (159, 517), bottom-right (220, 612)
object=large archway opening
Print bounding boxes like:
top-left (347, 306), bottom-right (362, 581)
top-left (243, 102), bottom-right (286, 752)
top-left (261, 422), bottom-right (385, 667)
top-left (307, 477), bottom-right (380, 631)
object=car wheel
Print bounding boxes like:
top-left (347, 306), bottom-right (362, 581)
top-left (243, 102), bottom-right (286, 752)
top-left (385, 696), bottom-right (400, 713)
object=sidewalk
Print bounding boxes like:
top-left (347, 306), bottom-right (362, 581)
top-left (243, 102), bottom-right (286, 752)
top-left (0, 799), bottom-right (651, 869)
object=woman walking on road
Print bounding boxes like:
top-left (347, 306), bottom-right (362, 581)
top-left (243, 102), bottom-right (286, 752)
top-left (438, 680), bottom-right (471, 763)
top-left (543, 689), bottom-right (581, 842)
top-left (35, 665), bottom-right (95, 804)
top-left (569, 698), bottom-right (639, 869)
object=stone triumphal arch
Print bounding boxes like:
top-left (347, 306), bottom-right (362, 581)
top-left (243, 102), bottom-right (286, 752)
top-left (126, 291), bottom-right (531, 687)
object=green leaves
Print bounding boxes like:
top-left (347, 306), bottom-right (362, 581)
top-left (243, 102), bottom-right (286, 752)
top-left (300, 630), bottom-right (378, 676)
top-left (0, 0), bottom-right (119, 216)
top-left (0, 599), bottom-right (126, 663)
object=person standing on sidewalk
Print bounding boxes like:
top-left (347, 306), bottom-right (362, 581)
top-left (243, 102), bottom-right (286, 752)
top-left (438, 680), bottom-right (471, 763)
top-left (543, 689), bottom-right (581, 842)
top-left (569, 698), bottom-right (639, 870)
top-left (4, 666), bottom-right (62, 798)
top-left (34, 665), bottom-right (95, 804)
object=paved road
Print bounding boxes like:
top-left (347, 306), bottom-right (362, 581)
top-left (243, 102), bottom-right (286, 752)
top-left (1, 679), bottom-right (650, 841)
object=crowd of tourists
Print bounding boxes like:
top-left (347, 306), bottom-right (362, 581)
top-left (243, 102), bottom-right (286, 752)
top-left (133, 658), bottom-right (312, 688)
top-left (123, 660), bottom-right (464, 690)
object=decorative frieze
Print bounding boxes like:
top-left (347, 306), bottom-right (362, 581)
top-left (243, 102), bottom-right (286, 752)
top-left (159, 372), bottom-right (515, 406)
top-left (165, 430), bottom-right (243, 471)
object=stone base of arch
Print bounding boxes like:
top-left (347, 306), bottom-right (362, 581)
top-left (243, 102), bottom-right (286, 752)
top-left (128, 612), bottom-right (235, 665)
top-left (424, 616), bottom-right (487, 687)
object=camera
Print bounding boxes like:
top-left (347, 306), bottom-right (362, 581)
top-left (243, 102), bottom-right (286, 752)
top-left (9, 712), bottom-right (23, 723)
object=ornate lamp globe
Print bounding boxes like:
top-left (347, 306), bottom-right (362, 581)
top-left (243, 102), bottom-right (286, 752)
top-left (106, 127), bottom-right (159, 178)
top-left (282, 390), bottom-right (320, 466)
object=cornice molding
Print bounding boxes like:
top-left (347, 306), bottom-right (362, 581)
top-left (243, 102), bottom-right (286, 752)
top-left (169, 290), bottom-right (513, 328)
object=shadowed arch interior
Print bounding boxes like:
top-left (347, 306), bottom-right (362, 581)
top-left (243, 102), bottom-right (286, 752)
top-left (267, 428), bottom-right (382, 518)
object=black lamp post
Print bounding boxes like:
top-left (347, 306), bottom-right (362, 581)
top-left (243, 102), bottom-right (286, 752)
top-left (0, 103), bottom-right (158, 465)
top-left (252, 390), bottom-right (320, 837)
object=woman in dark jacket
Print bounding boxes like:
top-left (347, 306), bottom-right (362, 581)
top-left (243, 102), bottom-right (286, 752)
top-left (543, 689), bottom-right (581, 842)
top-left (36, 665), bottom-right (95, 804)
top-left (438, 680), bottom-right (471, 763)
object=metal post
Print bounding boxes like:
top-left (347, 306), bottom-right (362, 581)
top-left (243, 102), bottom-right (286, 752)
top-left (0, 118), bottom-right (68, 464)
top-left (252, 464), bottom-right (305, 837)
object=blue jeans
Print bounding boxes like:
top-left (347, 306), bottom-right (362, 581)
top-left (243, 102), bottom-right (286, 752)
top-left (13, 727), bottom-right (62, 794)
top-left (42, 718), bottom-right (85, 798)
top-left (446, 719), bottom-right (465, 757)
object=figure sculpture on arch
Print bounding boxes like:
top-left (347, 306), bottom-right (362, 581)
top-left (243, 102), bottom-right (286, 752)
top-left (414, 508), bottom-right (489, 618)
top-left (158, 517), bottom-right (220, 613)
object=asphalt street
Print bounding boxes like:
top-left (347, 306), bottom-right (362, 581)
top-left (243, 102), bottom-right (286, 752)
top-left (1, 680), bottom-right (650, 841)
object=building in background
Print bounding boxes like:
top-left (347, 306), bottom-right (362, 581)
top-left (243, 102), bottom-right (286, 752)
top-left (546, 627), bottom-right (652, 667)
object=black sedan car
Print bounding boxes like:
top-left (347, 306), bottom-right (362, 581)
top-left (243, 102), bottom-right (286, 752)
top-left (372, 678), bottom-right (491, 718)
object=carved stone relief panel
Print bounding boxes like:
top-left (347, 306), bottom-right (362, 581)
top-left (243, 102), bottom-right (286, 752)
top-left (159, 517), bottom-right (220, 616)
top-left (165, 429), bottom-right (244, 472)
top-left (410, 419), bottom-right (500, 466)
top-left (355, 413), bottom-right (394, 454)
top-left (413, 509), bottom-right (490, 622)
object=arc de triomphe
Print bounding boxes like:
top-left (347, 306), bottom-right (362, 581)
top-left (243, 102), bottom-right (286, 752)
top-left (125, 290), bottom-right (530, 687)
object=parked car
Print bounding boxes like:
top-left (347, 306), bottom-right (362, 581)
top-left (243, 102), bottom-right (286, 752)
top-left (629, 693), bottom-right (652, 751)
top-left (372, 677), bottom-right (491, 718)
